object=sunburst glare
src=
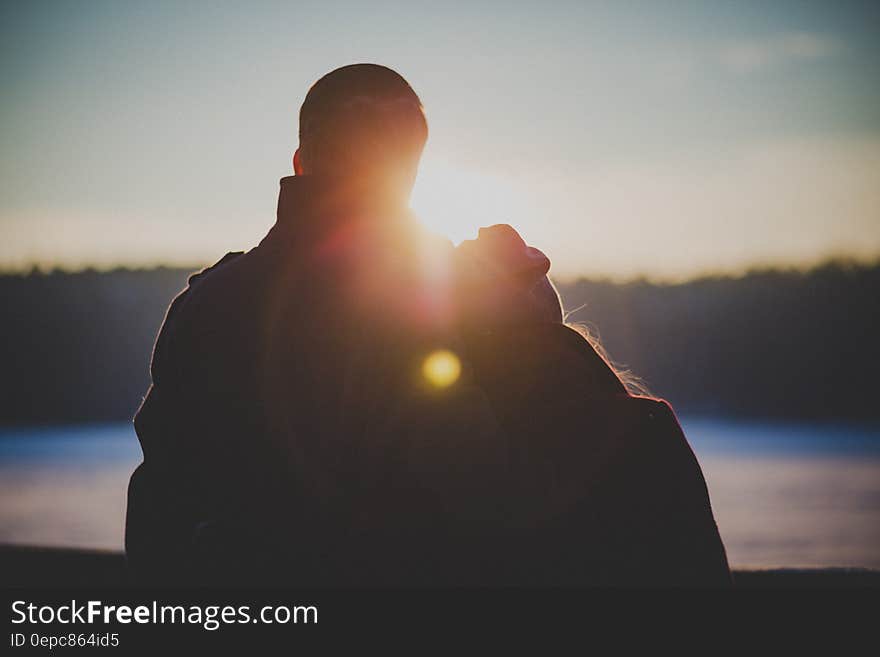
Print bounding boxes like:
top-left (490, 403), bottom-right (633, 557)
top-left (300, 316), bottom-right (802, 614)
top-left (411, 158), bottom-right (533, 245)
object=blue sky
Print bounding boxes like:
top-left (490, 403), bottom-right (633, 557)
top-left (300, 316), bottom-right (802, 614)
top-left (2, 0), bottom-right (878, 278)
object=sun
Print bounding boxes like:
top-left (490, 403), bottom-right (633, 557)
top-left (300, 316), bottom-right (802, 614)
top-left (410, 158), bottom-right (531, 245)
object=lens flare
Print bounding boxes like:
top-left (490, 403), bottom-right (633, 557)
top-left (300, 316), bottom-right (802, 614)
top-left (422, 349), bottom-right (461, 388)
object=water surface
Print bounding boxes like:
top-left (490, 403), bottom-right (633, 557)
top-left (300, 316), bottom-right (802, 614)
top-left (1, 419), bottom-right (878, 569)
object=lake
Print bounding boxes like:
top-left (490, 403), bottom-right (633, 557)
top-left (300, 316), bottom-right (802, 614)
top-left (1, 418), bottom-right (878, 569)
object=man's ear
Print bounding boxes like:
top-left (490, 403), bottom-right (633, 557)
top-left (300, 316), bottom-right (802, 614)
top-left (293, 148), bottom-right (304, 175)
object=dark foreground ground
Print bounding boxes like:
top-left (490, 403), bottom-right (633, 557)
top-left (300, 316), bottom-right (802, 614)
top-left (1, 545), bottom-right (878, 588)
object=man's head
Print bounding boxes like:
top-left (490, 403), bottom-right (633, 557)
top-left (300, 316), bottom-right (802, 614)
top-left (295, 64), bottom-right (428, 204)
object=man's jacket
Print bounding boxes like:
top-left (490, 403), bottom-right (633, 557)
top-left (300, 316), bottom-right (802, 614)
top-left (126, 175), bottom-right (731, 586)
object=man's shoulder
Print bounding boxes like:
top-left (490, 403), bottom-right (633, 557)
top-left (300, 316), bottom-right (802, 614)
top-left (160, 250), bottom-right (259, 338)
top-left (186, 251), bottom-right (246, 287)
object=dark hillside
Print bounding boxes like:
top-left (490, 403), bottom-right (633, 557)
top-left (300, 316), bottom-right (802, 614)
top-left (1, 261), bottom-right (878, 425)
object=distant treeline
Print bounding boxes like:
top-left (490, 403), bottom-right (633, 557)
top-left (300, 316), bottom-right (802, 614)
top-left (1, 261), bottom-right (878, 426)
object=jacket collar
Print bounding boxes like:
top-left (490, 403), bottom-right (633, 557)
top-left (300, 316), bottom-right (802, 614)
top-left (261, 175), bottom-right (411, 250)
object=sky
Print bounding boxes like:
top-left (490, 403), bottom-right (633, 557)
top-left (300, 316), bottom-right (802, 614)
top-left (1, 0), bottom-right (879, 279)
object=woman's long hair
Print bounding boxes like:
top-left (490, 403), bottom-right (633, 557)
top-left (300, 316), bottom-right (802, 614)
top-left (564, 318), bottom-right (652, 398)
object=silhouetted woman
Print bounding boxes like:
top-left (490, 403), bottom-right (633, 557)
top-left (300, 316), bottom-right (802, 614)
top-left (438, 223), bottom-right (732, 586)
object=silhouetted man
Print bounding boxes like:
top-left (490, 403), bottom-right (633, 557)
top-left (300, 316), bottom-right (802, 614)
top-left (126, 64), bottom-right (730, 586)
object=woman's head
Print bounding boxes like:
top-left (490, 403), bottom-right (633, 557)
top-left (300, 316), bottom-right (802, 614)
top-left (454, 224), bottom-right (563, 327)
